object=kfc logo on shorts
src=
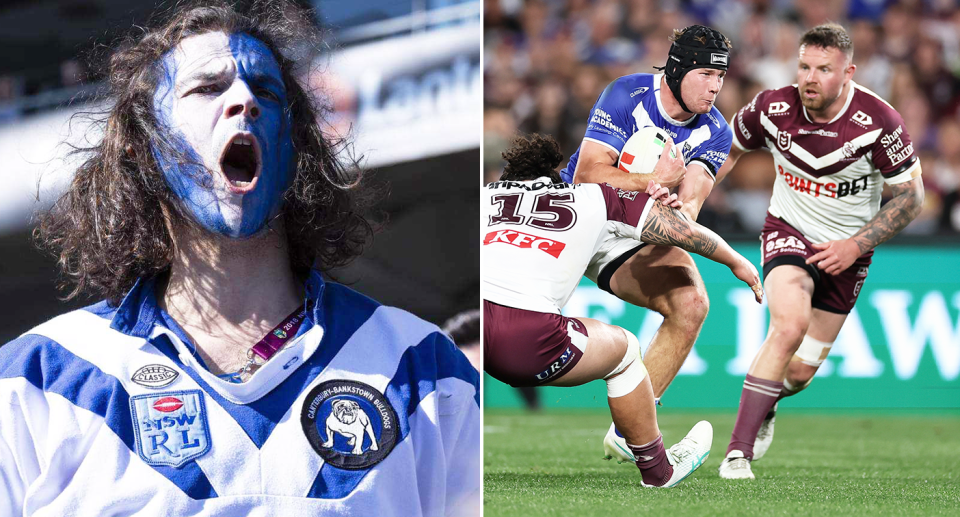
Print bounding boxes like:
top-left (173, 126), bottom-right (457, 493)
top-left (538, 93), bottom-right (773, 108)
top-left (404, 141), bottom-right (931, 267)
top-left (777, 130), bottom-right (792, 151)
top-left (768, 102), bottom-right (790, 115)
top-left (851, 110), bottom-right (873, 127)
top-left (483, 229), bottom-right (567, 258)
top-left (301, 380), bottom-right (398, 470)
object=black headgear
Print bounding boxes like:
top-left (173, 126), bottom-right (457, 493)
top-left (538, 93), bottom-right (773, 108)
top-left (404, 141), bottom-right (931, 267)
top-left (657, 25), bottom-right (730, 113)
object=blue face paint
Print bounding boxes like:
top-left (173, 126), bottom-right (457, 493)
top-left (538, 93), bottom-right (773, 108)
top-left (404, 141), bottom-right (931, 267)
top-left (152, 32), bottom-right (294, 238)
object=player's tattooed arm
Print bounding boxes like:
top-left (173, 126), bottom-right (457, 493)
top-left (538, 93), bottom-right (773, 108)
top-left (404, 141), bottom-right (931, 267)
top-left (807, 175), bottom-right (924, 276)
top-left (640, 202), bottom-right (718, 256)
top-left (851, 176), bottom-right (924, 253)
top-left (639, 201), bottom-right (763, 302)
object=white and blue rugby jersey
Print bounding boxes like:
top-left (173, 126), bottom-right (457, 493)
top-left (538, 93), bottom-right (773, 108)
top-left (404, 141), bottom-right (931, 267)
top-left (562, 73), bottom-right (733, 182)
top-left (0, 271), bottom-right (480, 517)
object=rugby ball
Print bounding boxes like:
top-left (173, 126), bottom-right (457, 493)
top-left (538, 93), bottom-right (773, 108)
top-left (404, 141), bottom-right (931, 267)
top-left (617, 126), bottom-right (680, 175)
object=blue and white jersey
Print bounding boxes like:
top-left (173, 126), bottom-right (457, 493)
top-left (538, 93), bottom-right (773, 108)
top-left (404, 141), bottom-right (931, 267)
top-left (561, 73), bottom-right (733, 183)
top-left (0, 271), bottom-right (480, 517)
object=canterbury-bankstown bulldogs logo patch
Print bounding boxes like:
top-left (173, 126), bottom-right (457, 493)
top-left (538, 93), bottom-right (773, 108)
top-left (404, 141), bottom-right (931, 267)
top-left (131, 364), bottom-right (179, 388)
top-left (130, 390), bottom-right (210, 468)
top-left (301, 380), bottom-right (399, 470)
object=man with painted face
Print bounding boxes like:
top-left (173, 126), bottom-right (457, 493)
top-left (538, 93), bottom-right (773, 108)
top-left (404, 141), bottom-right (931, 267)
top-left (559, 25), bottom-right (734, 463)
top-left (715, 23), bottom-right (923, 479)
top-left (0, 2), bottom-right (480, 516)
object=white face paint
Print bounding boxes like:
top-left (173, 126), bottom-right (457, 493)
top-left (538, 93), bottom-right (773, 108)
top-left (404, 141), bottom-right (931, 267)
top-left (153, 31), bottom-right (293, 238)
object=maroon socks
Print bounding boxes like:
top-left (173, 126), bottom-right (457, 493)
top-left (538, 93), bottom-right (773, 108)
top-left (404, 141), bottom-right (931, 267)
top-left (628, 435), bottom-right (673, 486)
top-left (727, 374), bottom-right (782, 459)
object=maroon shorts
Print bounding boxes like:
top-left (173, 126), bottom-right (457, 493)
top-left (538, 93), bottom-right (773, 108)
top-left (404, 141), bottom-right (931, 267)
top-left (483, 300), bottom-right (587, 387)
top-left (760, 213), bottom-right (872, 314)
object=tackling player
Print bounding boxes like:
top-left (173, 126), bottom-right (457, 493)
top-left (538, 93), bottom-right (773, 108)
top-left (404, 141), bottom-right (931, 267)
top-left (0, 2), bottom-right (480, 515)
top-left (482, 133), bottom-right (763, 488)
top-left (715, 23), bottom-right (924, 479)
top-left (561, 24), bottom-right (735, 461)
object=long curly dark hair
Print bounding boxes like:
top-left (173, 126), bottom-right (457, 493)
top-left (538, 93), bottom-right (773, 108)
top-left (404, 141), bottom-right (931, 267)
top-left (37, 0), bottom-right (376, 304)
top-left (498, 133), bottom-right (564, 183)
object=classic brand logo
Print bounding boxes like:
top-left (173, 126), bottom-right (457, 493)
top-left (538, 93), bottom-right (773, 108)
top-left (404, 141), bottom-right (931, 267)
top-left (768, 102), bottom-right (790, 114)
top-left (131, 364), bottom-right (179, 389)
top-left (483, 229), bottom-right (566, 258)
top-left (130, 390), bottom-right (211, 468)
top-left (630, 87), bottom-right (649, 97)
top-left (301, 380), bottom-right (399, 470)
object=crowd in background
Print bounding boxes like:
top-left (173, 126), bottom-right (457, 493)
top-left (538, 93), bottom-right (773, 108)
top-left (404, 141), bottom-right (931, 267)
top-left (484, 0), bottom-right (960, 236)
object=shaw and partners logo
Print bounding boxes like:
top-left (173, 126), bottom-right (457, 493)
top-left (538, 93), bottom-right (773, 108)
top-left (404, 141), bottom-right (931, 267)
top-left (483, 229), bottom-right (566, 258)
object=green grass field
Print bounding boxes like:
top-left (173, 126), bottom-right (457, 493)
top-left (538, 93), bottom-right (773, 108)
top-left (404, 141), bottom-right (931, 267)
top-left (484, 409), bottom-right (960, 516)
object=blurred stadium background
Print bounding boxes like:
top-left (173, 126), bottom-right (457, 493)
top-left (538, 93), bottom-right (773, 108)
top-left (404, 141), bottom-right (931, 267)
top-left (483, 0), bottom-right (960, 411)
top-left (0, 0), bottom-right (480, 343)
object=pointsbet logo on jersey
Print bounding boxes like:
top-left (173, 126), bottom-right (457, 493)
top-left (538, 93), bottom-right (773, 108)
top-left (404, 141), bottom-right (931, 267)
top-left (300, 380), bottom-right (399, 470)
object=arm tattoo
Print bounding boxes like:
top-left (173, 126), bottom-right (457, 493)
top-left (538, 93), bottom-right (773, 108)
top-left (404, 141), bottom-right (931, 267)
top-left (640, 202), bottom-right (720, 257)
top-left (851, 178), bottom-right (923, 253)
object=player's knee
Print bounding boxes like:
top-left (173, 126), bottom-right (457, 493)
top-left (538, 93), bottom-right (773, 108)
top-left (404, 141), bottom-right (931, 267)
top-left (660, 283), bottom-right (709, 328)
top-left (604, 329), bottom-right (646, 398)
top-left (768, 324), bottom-right (807, 353)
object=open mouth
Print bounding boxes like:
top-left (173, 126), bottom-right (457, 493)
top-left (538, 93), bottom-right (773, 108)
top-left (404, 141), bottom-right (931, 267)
top-left (219, 133), bottom-right (261, 193)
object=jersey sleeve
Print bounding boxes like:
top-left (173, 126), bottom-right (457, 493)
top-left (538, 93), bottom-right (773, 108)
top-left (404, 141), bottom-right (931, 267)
top-left (871, 108), bottom-right (921, 185)
top-left (582, 78), bottom-right (635, 154)
top-left (689, 120), bottom-right (732, 176)
top-left (598, 183), bottom-right (654, 230)
top-left (0, 399), bottom-right (28, 517)
top-left (434, 335), bottom-right (481, 517)
top-left (731, 91), bottom-right (767, 151)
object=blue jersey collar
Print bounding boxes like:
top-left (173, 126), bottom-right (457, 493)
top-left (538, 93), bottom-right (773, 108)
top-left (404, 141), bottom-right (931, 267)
top-left (109, 270), bottom-right (328, 339)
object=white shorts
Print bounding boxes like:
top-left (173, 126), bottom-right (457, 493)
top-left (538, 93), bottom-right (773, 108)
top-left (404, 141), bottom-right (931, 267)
top-left (584, 222), bottom-right (647, 289)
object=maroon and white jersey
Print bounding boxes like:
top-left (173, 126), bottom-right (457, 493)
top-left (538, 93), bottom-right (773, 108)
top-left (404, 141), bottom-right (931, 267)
top-left (731, 81), bottom-right (921, 243)
top-left (482, 177), bottom-right (654, 314)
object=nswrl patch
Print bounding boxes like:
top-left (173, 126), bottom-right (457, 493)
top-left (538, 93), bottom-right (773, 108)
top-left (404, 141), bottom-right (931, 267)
top-left (130, 390), bottom-right (211, 468)
top-left (301, 380), bottom-right (399, 470)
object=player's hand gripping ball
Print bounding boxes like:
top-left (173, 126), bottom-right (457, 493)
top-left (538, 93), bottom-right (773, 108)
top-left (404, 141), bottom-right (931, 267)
top-left (619, 126), bottom-right (686, 188)
top-left (617, 126), bottom-right (682, 175)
